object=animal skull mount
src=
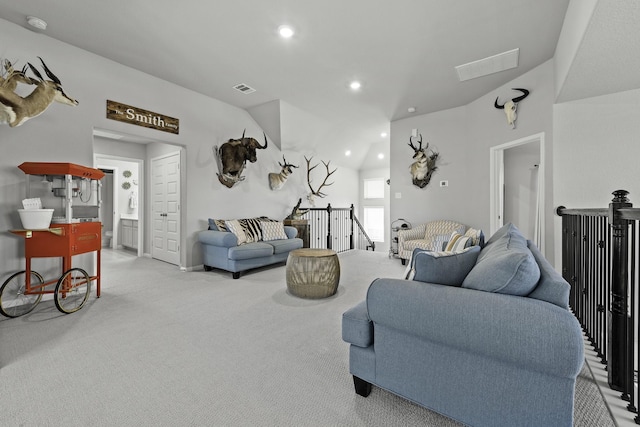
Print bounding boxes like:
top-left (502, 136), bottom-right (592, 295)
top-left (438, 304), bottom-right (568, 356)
top-left (408, 134), bottom-right (439, 189)
top-left (494, 88), bottom-right (530, 129)
top-left (304, 156), bottom-right (337, 206)
top-left (268, 155), bottom-right (299, 190)
top-left (214, 130), bottom-right (268, 188)
top-left (0, 57), bottom-right (78, 127)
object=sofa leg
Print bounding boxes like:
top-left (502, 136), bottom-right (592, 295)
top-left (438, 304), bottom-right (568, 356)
top-left (353, 376), bottom-right (372, 397)
top-left (232, 272), bottom-right (241, 279)
top-left (401, 259), bottom-right (406, 266)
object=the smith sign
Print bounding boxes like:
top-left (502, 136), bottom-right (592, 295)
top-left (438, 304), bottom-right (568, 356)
top-left (106, 100), bottom-right (179, 134)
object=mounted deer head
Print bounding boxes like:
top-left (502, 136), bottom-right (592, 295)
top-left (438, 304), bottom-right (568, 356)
top-left (268, 155), bottom-right (299, 190)
top-left (0, 57), bottom-right (78, 127)
top-left (305, 156), bottom-right (337, 204)
top-left (408, 134), bottom-right (439, 189)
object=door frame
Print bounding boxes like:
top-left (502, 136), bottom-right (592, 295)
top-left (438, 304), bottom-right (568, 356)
top-left (94, 154), bottom-right (145, 257)
top-left (150, 150), bottom-right (183, 267)
top-left (489, 132), bottom-right (545, 253)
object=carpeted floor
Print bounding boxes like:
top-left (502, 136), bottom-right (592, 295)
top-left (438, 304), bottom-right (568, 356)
top-left (0, 249), bottom-right (614, 426)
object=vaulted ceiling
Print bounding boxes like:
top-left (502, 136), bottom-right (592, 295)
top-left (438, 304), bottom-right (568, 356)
top-left (0, 0), bottom-right (573, 168)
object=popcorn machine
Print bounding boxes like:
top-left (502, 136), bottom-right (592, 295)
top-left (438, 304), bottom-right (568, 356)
top-left (0, 162), bottom-right (105, 317)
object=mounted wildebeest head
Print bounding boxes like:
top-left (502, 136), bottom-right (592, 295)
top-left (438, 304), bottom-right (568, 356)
top-left (214, 130), bottom-right (268, 188)
top-left (494, 88), bottom-right (530, 129)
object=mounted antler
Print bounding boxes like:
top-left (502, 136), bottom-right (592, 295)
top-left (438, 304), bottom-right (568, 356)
top-left (0, 59), bottom-right (34, 92)
top-left (408, 133), bottom-right (424, 154)
top-left (494, 88), bottom-right (530, 129)
top-left (408, 134), bottom-right (439, 189)
top-left (0, 57), bottom-right (78, 127)
top-left (305, 156), bottom-right (337, 199)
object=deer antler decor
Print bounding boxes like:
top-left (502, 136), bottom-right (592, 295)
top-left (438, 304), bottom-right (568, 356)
top-left (305, 156), bottom-right (337, 205)
top-left (408, 134), bottom-right (439, 189)
top-left (0, 57), bottom-right (78, 127)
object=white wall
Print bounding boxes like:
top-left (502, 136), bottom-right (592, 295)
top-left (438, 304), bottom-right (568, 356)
top-left (553, 87), bottom-right (640, 265)
top-left (391, 60), bottom-right (556, 257)
top-left (0, 18), bottom-right (358, 275)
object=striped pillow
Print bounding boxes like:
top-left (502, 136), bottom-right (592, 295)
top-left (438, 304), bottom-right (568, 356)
top-left (238, 218), bottom-right (263, 243)
top-left (445, 232), bottom-right (471, 252)
top-left (225, 220), bottom-right (248, 245)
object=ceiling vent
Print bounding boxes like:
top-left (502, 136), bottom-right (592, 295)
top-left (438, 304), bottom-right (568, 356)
top-left (455, 48), bottom-right (519, 82)
top-left (232, 83), bottom-right (256, 94)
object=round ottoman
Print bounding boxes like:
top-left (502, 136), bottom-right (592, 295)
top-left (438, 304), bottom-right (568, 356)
top-left (286, 248), bottom-right (340, 299)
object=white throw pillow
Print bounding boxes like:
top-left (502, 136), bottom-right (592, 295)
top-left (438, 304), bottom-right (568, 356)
top-left (261, 221), bottom-right (288, 241)
top-left (225, 219), bottom-right (248, 245)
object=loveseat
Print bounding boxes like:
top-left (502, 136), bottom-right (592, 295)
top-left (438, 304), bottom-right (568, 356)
top-left (342, 223), bottom-right (584, 427)
top-left (199, 218), bottom-right (303, 279)
top-left (397, 219), bottom-right (467, 264)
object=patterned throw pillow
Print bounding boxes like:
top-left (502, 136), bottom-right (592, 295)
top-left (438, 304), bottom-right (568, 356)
top-left (238, 218), bottom-right (263, 243)
top-left (464, 228), bottom-right (484, 247)
top-left (212, 219), bottom-right (228, 231)
top-left (261, 221), bottom-right (288, 241)
top-left (444, 232), bottom-right (471, 252)
top-left (225, 220), bottom-right (248, 245)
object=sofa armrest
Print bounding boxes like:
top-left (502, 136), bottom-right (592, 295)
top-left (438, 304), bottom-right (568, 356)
top-left (198, 230), bottom-right (238, 248)
top-left (284, 225), bottom-right (298, 239)
top-left (366, 278), bottom-right (584, 378)
top-left (342, 301), bottom-right (373, 348)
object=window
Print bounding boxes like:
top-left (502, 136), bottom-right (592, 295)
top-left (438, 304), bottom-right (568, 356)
top-left (363, 206), bottom-right (384, 242)
top-left (364, 178), bottom-right (385, 199)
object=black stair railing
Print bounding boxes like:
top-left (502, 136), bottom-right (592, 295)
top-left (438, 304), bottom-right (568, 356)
top-left (557, 190), bottom-right (640, 422)
top-left (301, 204), bottom-right (375, 253)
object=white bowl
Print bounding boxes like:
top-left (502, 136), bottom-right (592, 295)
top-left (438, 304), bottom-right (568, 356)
top-left (18, 208), bottom-right (54, 230)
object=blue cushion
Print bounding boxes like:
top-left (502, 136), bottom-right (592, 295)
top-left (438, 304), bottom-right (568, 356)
top-left (526, 240), bottom-right (570, 309)
top-left (406, 246), bottom-right (481, 286)
top-left (461, 223), bottom-right (540, 296)
top-left (228, 242), bottom-right (273, 260)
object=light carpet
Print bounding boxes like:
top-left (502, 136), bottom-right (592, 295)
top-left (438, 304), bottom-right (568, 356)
top-left (0, 249), bottom-right (614, 426)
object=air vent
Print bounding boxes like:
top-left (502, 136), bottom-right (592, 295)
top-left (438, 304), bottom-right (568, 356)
top-left (455, 48), bottom-right (519, 82)
top-left (232, 83), bottom-right (256, 94)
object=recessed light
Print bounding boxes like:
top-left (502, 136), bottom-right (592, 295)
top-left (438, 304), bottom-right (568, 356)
top-left (349, 81), bottom-right (361, 90)
top-left (378, 153), bottom-right (384, 159)
top-left (345, 150), bottom-right (352, 156)
top-left (408, 107), bottom-right (416, 113)
top-left (380, 132), bottom-right (387, 137)
top-left (27, 16), bottom-right (47, 31)
top-left (278, 25), bottom-right (294, 38)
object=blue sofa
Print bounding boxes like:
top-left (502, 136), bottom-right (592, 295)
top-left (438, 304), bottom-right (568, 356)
top-left (342, 223), bottom-right (584, 427)
top-left (198, 219), bottom-right (303, 279)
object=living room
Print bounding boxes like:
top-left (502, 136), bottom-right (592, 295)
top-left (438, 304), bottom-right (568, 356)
top-left (1, 0), bottom-right (639, 425)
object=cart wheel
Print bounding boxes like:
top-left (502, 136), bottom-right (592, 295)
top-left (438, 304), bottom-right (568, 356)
top-left (54, 268), bottom-right (91, 314)
top-left (0, 270), bottom-right (44, 318)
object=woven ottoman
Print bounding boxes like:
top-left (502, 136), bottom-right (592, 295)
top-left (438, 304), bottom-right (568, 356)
top-left (286, 248), bottom-right (340, 298)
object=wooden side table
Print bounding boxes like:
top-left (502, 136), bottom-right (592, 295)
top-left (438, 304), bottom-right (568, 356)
top-left (284, 219), bottom-right (310, 248)
top-left (286, 248), bottom-right (340, 299)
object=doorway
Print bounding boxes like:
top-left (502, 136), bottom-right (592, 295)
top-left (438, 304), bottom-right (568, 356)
top-left (151, 151), bottom-right (181, 266)
top-left (489, 132), bottom-right (545, 253)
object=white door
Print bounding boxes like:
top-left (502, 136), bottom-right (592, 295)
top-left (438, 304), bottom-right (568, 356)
top-left (151, 152), bottom-right (181, 265)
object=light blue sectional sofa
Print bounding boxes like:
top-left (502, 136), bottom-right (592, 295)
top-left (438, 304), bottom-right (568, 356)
top-left (198, 218), bottom-right (303, 279)
top-left (342, 223), bottom-right (584, 427)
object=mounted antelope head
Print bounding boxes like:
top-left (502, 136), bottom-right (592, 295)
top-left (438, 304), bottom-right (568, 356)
top-left (268, 155), bottom-right (299, 190)
top-left (0, 57), bottom-right (78, 127)
top-left (494, 88), bottom-right (530, 129)
top-left (408, 134), bottom-right (439, 189)
top-left (305, 156), bottom-right (337, 205)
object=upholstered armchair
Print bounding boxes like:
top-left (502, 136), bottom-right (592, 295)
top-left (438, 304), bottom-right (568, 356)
top-left (397, 220), bottom-right (467, 264)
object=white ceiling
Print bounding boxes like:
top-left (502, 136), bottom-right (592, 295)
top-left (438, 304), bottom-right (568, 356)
top-left (0, 0), bottom-right (572, 168)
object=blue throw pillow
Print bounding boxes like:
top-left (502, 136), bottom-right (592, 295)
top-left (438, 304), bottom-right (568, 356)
top-left (405, 246), bottom-right (481, 286)
top-left (461, 223), bottom-right (540, 296)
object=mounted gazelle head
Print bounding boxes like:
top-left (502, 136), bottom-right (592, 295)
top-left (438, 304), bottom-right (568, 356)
top-left (408, 134), bottom-right (439, 189)
top-left (494, 88), bottom-right (530, 129)
top-left (268, 155), bottom-right (299, 190)
top-left (0, 57), bottom-right (78, 127)
top-left (0, 59), bottom-right (34, 92)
